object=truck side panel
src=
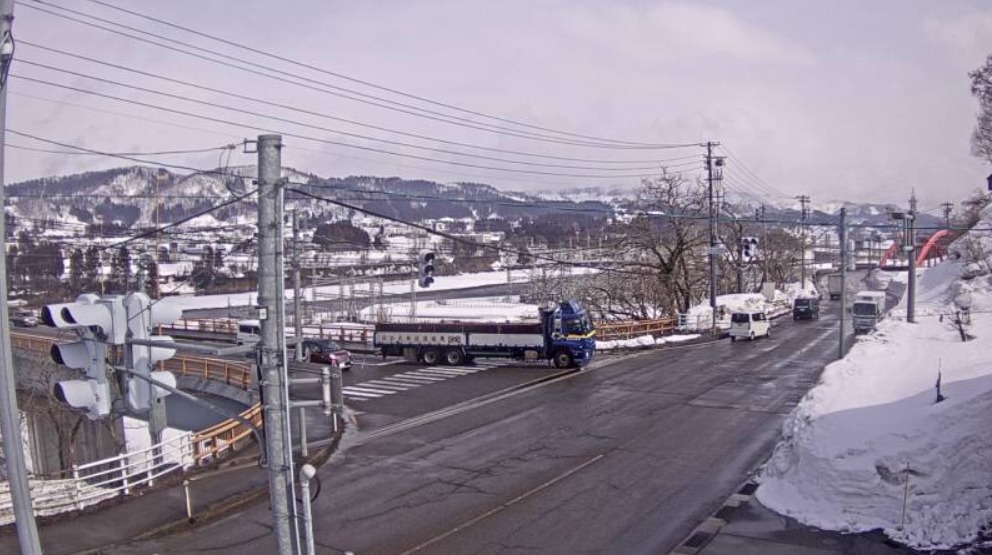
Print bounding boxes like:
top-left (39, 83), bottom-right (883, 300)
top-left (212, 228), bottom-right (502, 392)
top-left (466, 332), bottom-right (544, 348)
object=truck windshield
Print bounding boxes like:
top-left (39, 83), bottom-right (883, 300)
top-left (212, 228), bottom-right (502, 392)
top-left (562, 316), bottom-right (591, 335)
top-left (852, 303), bottom-right (877, 316)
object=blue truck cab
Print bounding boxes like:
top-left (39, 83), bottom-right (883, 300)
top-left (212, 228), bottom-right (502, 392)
top-left (542, 300), bottom-right (596, 368)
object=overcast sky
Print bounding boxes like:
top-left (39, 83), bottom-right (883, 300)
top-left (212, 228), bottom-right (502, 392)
top-left (6, 0), bottom-right (992, 211)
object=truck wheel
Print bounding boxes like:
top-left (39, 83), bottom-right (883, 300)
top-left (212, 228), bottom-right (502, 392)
top-left (421, 348), bottom-right (441, 366)
top-left (552, 351), bottom-right (574, 369)
top-left (731, 336), bottom-right (737, 342)
top-left (749, 331), bottom-right (755, 341)
top-left (444, 348), bottom-right (465, 365)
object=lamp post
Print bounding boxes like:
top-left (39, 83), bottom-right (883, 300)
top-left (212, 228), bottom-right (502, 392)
top-left (890, 209), bottom-right (916, 323)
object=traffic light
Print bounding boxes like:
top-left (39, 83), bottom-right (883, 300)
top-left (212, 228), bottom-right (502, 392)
top-left (42, 294), bottom-right (118, 419)
top-left (123, 292), bottom-right (181, 412)
top-left (742, 237), bottom-right (759, 261)
top-left (42, 293), bottom-right (127, 345)
top-left (417, 249), bottom-right (435, 288)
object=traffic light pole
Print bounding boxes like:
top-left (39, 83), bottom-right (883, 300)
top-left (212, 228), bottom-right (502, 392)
top-left (257, 134), bottom-right (297, 555)
top-left (0, 0), bottom-right (43, 551)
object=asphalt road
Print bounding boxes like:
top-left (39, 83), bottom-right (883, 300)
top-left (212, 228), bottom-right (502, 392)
top-left (110, 300), bottom-right (851, 555)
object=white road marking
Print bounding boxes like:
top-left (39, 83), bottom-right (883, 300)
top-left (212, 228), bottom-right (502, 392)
top-left (364, 380), bottom-right (415, 391)
top-left (341, 389), bottom-right (382, 399)
top-left (416, 368), bottom-right (470, 377)
top-left (396, 373), bottom-right (446, 382)
top-left (344, 385), bottom-right (399, 395)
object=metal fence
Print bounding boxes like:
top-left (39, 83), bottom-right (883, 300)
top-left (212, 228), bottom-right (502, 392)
top-left (1, 340), bottom-right (262, 525)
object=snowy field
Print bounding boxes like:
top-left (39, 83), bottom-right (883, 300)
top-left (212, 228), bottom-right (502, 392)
top-left (757, 209), bottom-right (992, 551)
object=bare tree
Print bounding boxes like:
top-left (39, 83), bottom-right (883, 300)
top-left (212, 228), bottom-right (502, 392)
top-left (970, 54), bottom-right (992, 164)
top-left (590, 172), bottom-right (710, 318)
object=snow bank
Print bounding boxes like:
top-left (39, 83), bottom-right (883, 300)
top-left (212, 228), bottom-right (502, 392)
top-left (596, 333), bottom-right (700, 350)
top-left (757, 207), bottom-right (992, 550)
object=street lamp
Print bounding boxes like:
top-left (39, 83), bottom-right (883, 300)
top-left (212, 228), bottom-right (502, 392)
top-left (890, 210), bottom-right (916, 323)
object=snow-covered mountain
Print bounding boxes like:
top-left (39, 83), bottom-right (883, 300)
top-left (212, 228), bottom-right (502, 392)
top-left (3, 165), bottom-right (944, 234)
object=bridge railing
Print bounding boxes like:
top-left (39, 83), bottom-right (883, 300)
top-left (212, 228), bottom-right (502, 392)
top-left (0, 430), bottom-right (195, 525)
top-left (596, 318), bottom-right (676, 340)
top-left (1, 337), bottom-right (262, 525)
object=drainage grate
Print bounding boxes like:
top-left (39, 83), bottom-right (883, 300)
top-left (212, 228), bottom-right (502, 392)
top-left (682, 531), bottom-right (712, 549)
top-left (737, 483), bottom-right (758, 496)
top-left (713, 505), bottom-right (738, 521)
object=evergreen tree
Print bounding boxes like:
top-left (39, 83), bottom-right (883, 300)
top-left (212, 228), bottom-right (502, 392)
top-left (110, 247), bottom-right (132, 292)
top-left (69, 248), bottom-right (85, 290)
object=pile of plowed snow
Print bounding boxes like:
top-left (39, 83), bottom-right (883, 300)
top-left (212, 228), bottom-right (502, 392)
top-left (757, 208), bottom-right (992, 551)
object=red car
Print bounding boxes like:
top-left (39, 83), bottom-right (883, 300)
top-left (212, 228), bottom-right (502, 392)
top-left (302, 339), bottom-right (352, 370)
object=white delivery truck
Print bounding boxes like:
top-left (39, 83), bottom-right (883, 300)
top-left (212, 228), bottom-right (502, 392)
top-left (852, 291), bottom-right (886, 333)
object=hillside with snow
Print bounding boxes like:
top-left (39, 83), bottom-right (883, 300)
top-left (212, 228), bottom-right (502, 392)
top-left (756, 206), bottom-right (992, 551)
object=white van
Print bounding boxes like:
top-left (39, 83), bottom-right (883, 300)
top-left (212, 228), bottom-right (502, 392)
top-left (236, 319), bottom-right (261, 345)
top-left (729, 311), bottom-right (770, 342)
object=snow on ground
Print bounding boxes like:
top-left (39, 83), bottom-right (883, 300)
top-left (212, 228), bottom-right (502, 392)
top-left (596, 333), bottom-right (700, 350)
top-left (757, 210), bottom-right (992, 550)
top-left (166, 268), bottom-right (596, 312)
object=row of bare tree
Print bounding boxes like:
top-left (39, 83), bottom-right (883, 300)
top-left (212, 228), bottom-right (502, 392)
top-left (526, 172), bottom-right (805, 320)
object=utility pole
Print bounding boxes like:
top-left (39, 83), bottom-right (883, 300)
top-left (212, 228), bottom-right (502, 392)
top-left (706, 141), bottom-right (722, 332)
top-left (907, 192), bottom-right (918, 324)
top-left (256, 134), bottom-right (296, 555)
top-left (839, 207), bottom-right (848, 359)
top-left (798, 194), bottom-right (810, 289)
top-left (410, 267), bottom-right (417, 322)
top-left (292, 210), bottom-right (303, 362)
top-left (0, 0), bottom-right (41, 551)
top-left (942, 202), bottom-right (953, 230)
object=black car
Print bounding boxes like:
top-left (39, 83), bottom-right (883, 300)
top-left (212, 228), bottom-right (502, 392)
top-left (793, 297), bottom-right (820, 320)
top-left (301, 339), bottom-right (352, 370)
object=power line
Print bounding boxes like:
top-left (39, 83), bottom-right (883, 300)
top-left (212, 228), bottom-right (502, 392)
top-left (719, 145), bottom-right (791, 199)
top-left (7, 129), bottom-right (249, 178)
top-left (76, 0), bottom-right (684, 148)
top-left (12, 75), bottom-right (683, 180)
top-left (6, 141), bottom-right (236, 157)
top-left (19, 41), bottom-right (701, 168)
top-left (23, 0), bottom-right (701, 151)
top-left (18, 57), bottom-right (699, 174)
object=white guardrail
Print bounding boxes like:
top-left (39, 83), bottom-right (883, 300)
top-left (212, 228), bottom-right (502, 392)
top-left (0, 432), bottom-right (195, 526)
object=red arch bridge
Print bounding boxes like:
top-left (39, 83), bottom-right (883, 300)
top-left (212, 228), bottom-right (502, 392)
top-left (879, 229), bottom-right (955, 269)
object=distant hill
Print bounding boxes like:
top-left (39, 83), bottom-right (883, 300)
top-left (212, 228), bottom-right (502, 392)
top-left (3, 165), bottom-right (941, 234)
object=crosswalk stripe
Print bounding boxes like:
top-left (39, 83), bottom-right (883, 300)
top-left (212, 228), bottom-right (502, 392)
top-left (431, 367), bottom-right (478, 375)
top-left (416, 368), bottom-right (467, 376)
top-left (342, 389), bottom-right (382, 399)
top-left (379, 377), bottom-right (427, 387)
top-left (364, 380), bottom-right (415, 391)
top-left (396, 373), bottom-right (446, 382)
top-left (345, 385), bottom-right (398, 395)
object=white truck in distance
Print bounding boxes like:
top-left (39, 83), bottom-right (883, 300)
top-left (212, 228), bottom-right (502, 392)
top-left (827, 274), bottom-right (843, 300)
top-left (852, 291), bottom-right (887, 334)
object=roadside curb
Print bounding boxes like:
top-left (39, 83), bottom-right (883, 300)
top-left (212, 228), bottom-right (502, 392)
top-left (94, 424), bottom-right (345, 551)
top-left (668, 480), bottom-right (759, 555)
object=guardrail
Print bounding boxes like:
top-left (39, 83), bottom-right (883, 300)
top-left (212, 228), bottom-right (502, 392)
top-left (1, 429), bottom-right (195, 525)
top-left (596, 318), bottom-right (676, 341)
top-left (164, 355), bottom-right (254, 390)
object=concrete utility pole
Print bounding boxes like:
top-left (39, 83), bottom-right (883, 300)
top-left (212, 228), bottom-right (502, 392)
top-left (292, 210), bottom-right (303, 362)
top-left (942, 201), bottom-right (953, 230)
top-left (256, 134), bottom-right (297, 555)
top-left (798, 194), bottom-right (810, 288)
top-left (839, 207), bottom-right (848, 359)
top-left (706, 141), bottom-right (722, 332)
top-left (0, 1), bottom-right (42, 552)
top-left (907, 192), bottom-right (918, 324)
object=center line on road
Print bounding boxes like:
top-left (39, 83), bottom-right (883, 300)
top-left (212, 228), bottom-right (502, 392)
top-left (398, 453), bottom-right (607, 555)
